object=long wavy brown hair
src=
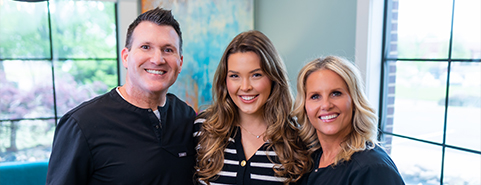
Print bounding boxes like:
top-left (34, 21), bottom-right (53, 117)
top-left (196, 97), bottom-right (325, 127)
top-left (195, 30), bottom-right (311, 184)
top-left (293, 56), bottom-right (379, 166)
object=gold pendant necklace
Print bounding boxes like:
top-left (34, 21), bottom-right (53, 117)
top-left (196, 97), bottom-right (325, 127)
top-left (239, 124), bottom-right (266, 139)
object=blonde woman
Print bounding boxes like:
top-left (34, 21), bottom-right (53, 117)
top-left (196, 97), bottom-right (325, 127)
top-left (195, 30), bottom-right (311, 184)
top-left (293, 56), bottom-right (405, 185)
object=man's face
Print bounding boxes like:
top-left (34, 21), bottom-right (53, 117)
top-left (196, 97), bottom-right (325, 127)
top-left (121, 21), bottom-right (183, 96)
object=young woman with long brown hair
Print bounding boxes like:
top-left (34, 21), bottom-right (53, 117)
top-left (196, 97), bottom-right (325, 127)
top-left (195, 30), bottom-right (311, 185)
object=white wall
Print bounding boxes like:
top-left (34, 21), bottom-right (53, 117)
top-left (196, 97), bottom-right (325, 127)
top-left (254, 0), bottom-right (383, 109)
top-left (355, 0), bottom-right (384, 110)
top-left (117, 0), bottom-right (139, 85)
top-left (254, 0), bottom-right (357, 92)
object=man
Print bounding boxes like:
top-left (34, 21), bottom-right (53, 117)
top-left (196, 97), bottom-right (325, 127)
top-left (46, 8), bottom-right (196, 185)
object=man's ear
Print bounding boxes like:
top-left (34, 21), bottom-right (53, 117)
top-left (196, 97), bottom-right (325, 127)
top-left (121, 47), bottom-right (129, 69)
top-left (178, 55), bottom-right (183, 73)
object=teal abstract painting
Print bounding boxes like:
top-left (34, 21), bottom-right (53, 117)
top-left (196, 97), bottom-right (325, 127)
top-left (141, 0), bottom-right (254, 112)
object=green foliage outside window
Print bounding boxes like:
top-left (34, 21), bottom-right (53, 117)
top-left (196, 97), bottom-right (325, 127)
top-left (0, 0), bottom-right (119, 162)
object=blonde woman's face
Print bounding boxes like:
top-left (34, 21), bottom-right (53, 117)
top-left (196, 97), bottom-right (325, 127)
top-left (304, 69), bottom-right (353, 140)
top-left (226, 51), bottom-right (272, 118)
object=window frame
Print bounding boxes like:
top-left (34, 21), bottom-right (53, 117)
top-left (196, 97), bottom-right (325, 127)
top-left (0, 0), bottom-right (121, 163)
top-left (378, 0), bottom-right (481, 184)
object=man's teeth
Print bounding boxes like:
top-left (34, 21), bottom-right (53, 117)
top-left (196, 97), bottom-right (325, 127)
top-left (320, 114), bottom-right (339, 120)
top-left (146, 69), bottom-right (165, 75)
top-left (241, 96), bottom-right (255, 101)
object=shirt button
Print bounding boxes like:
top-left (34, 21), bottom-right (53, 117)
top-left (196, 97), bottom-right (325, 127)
top-left (148, 109), bottom-right (152, 112)
top-left (155, 125), bottom-right (159, 129)
top-left (240, 160), bottom-right (246, 167)
top-left (315, 169), bottom-right (318, 172)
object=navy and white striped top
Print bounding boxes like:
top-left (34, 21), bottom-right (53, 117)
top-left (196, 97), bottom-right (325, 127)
top-left (194, 118), bottom-right (291, 185)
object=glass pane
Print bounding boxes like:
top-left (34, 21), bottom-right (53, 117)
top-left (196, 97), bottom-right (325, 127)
top-left (387, 61), bottom-right (448, 142)
top-left (394, 0), bottom-right (453, 59)
top-left (445, 62), bottom-right (481, 151)
top-left (0, 119), bottom-right (55, 162)
top-left (452, 0), bottom-right (481, 59)
top-left (383, 136), bottom-right (442, 185)
top-left (0, 60), bottom-right (54, 120)
top-left (51, 1), bottom-right (117, 59)
top-left (54, 60), bottom-right (118, 116)
top-left (444, 148), bottom-right (481, 185)
top-left (0, 0), bottom-right (50, 59)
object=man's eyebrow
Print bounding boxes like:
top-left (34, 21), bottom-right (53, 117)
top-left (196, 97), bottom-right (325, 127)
top-left (163, 43), bottom-right (178, 49)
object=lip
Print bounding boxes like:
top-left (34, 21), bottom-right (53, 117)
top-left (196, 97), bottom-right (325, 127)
top-left (239, 95), bottom-right (258, 103)
top-left (318, 113), bottom-right (339, 123)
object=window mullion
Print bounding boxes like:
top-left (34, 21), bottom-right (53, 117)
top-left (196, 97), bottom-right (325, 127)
top-left (440, 0), bottom-right (458, 184)
top-left (47, 0), bottom-right (59, 126)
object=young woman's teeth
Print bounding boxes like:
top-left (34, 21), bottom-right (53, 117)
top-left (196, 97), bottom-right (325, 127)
top-left (146, 69), bottom-right (165, 75)
top-left (241, 96), bottom-right (255, 101)
top-left (321, 114), bottom-right (339, 120)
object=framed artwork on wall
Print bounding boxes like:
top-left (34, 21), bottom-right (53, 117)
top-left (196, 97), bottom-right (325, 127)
top-left (141, 0), bottom-right (254, 112)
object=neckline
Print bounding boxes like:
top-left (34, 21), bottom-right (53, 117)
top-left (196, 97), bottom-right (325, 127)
top-left (315, 148), bottom-right (333, 169)
top-left (112, 87), bottom-right (169, 112)
top-left (234, 127), bottom-right (269, 161)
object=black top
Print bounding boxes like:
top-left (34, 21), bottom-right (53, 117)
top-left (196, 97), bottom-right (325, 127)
top-left (46, 88), bottom-right (196, 185)
top-left (301, 145), bottom-right (405, 185)
top-left (195, 118), bottom-right (292, 185)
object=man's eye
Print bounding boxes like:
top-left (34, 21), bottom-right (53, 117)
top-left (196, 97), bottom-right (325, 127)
top-left (141, 45), bottom-right (149, 49)
top-left (164, 48), bottom-right (174, 53)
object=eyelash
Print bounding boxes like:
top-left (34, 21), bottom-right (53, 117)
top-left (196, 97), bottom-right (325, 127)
top-left (140, 45), bottom-right (175, 53)
top-left (332, 91), bottom-right (342, 97)
top-left (309, 91), bottom-right (342, 100)
top-left (253, 73), bottom-right (262, 77)
top-left (228, 73), bottom-right (263, 78)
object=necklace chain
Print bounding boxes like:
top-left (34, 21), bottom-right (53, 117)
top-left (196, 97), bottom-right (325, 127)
top-left (239, 124), bottom-right (266, 139)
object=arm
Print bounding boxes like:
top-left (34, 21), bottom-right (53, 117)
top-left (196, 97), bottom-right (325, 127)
top-left (46, 116), bottom-right (93, 185)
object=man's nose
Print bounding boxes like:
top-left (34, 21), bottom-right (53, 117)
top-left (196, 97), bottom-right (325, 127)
top-left (151, 49), bottom-right (165, 65)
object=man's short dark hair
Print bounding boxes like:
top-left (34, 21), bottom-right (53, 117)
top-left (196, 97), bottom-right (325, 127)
top-left (125, 7), bottom-right (183, 54)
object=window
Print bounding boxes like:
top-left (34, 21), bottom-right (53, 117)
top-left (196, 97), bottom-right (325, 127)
top-left (380, 0), bottom-right (480, 184)
top-left (0, 0), bottom-right (119, 163)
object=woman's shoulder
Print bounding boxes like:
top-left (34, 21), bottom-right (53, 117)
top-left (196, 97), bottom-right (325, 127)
top-left (347, 145), bottom-right (405, 184)
top-left (348, 145), bottom-right (399, 172)
top-left (195, 110), bottom-right (211, 123)
top-left (194, 111), bottom-right (210, 138)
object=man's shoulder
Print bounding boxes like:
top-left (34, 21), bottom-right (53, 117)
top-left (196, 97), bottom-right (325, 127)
top-left (64, 90), bottom-right (116, 118)
top-left (166, 93), bottom-right (195, 114)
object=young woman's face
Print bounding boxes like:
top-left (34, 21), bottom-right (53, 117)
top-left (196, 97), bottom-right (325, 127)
top-left (304, 69), bottom-right (353, 139)
top-left (226, 51), bottom-right (272, 117)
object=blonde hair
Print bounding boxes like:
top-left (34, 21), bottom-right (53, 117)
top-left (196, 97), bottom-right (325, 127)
top-left (196, 30), bottom-right (311, 184)
top-left (293, 56), bottom-right (379, 165)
